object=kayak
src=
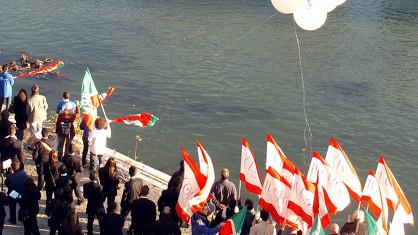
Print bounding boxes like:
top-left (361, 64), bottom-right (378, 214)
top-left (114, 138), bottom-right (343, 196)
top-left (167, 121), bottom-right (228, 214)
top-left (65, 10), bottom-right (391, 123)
top-left (18, 60), bottom-right (64, 78)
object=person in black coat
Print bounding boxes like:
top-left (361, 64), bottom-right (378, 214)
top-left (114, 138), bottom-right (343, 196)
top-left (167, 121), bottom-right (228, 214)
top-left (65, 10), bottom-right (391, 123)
top-left (48, 188), bottom-right (71, 235)
top-left (167, 160), bottom-right (184, 194)
top-left (31, 128), bottom-right (54, 189)
top-left (131, 185), bottom-right (157, 235)
top-left (0, 110), bottom-right (13, 140)
top-left (61, 147), bottom-right (84, 204)
top-left (55, 165), bottom-right (73, 204)
top-left (4, 161), bottom-right (27, 224)
top-left (59, 205), bottom-right (83, 235)
top-left (0, 191), bottom-right (8, 235)
top-left (83, 171), bottom-right (105, 235)
top-left (121, 165), bottom-right (143, 219)
top-left (98, 157), bottom-right (120, 209)
top-left (18, 178), bottom-right (41, 235)
top-left (9, 89), bottom-right (28, 140)
top-left (149, 207), bottom-right (181, 235)
top-left (157, 186), bottom-right (179, 223)
top-left (101, 202), bottom-right (125, 235)
top-left (44, 150), bottom-right (61, 215)
top-left (0, 124), bottom-right (24, 170)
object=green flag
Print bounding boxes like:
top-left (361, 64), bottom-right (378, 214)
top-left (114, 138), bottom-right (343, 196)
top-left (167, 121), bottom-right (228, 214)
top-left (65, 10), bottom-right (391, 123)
top-left (365, 209), bottom-right (381, 235)
top-left (219, 206), bottom-right (247, 234)
top-left (309, 215), bottom-right (325, 235)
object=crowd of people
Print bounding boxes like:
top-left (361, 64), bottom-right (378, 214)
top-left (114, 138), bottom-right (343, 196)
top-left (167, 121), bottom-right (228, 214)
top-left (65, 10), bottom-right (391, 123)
top-left (0, 67), bottom-right (371, 235)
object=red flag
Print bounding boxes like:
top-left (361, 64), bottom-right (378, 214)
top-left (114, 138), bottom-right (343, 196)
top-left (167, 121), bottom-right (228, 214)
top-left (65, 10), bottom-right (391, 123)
top-left (240, 137), bottom-right (263, 195)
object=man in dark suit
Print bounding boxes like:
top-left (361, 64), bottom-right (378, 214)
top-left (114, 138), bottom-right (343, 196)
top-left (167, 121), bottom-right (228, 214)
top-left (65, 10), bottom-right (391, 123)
top-left (167, 160), bottom-right (183, 194)
top-left (102, 202), bottom-right (125, 235)
top-left (4, 161), bottom-right (27, 224)
top-left (83, 171), bottom-right (105, 235)
top-left (0, 124), bottom-right (24, 170)
top-left (31, 128), bottom-right (54, 189)
top-left (62, 147), bottom-right (84, 204)
top-left (121, 166), bottom-right (143, 219)
top-left (131, 185), bottom-right (157, 235)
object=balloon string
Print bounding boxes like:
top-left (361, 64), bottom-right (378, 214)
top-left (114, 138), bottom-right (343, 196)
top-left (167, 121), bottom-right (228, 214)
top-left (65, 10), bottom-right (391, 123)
top-left (293, 23), bottom-right (312, 172)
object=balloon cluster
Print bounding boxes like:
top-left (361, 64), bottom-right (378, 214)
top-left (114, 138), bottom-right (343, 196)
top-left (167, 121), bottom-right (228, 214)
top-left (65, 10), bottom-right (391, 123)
top-left (271, 0), bottom-right (347, 31)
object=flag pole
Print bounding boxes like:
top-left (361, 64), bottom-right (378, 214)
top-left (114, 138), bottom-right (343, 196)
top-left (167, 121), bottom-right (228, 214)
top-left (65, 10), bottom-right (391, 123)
top-left (238, 180), bottom-right (242, 199)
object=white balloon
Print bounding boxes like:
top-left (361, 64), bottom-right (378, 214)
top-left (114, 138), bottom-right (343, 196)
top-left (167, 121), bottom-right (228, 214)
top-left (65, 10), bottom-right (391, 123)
top-left (271, 0), bottom-right (305, 14)
top-left (293, 0), bottom-right (327, 31)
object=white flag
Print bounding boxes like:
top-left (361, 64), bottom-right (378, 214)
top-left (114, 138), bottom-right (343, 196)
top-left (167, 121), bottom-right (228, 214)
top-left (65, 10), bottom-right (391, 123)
top-left (375, 156), bottom-right (413, 225)
top-left (259, 167), bottom-right (292, 225)
top-left (240, 137), bottom-right (263, 195)
top-left (307, 151), bottom-right (350, 213)
top-left (325, 137), bottom-right (362, 202)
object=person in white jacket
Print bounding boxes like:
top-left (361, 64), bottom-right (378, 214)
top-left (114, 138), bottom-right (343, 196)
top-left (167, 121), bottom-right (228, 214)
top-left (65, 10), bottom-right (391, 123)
top-left (27, 84), bottom-right (48, 139)
top-left (88, 117), bottom-right (111, 171)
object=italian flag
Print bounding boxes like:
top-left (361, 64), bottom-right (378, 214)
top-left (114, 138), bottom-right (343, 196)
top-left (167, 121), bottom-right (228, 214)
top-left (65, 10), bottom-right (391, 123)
top-left (309, 215), bottom-right (325, 235)
top-left (365, 209), bottom-right (381, 235)
top-left (97, 86), bottom-right (116, 104)
top-left (111, 113), bottom-right (159, 127)
top-left (219, 206), bottom-right (247, 235)
top-left (80, 68), bottom-right (99, 130)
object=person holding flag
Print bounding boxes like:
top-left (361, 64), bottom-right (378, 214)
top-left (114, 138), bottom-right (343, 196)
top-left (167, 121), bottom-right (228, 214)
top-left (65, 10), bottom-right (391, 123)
top-left (191, 203), bottom-right (221, 235)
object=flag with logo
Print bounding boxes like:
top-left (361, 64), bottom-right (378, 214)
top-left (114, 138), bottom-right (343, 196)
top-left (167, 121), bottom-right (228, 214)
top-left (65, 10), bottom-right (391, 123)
top-left (175, 148), bottom-right (206, 223)
top-left (375, 156), bottom-right (413, 225)
top-left (240, 137), bottom-right (263, 195)
top-left (325, 137), bottom-right (362, 202)
top-left (307, 151), bottom-right (349, 214)
top-left (259, 167), bottom-right (292, 226)
top-left (220, 206), bottom-right (247, 235)
top-left (80, 68), bottom-right (99, 130)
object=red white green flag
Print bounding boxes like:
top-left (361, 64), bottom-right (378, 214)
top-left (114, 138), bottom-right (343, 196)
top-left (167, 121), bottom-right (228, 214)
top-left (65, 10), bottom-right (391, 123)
top-left (97, 86), bottom-right (115, 104)
top-left (111, 113), bottom-right (159, 127)
top-left (220, 206), bottom-right (247, 235)
top-left (80, 68), bottom-right (99, 130)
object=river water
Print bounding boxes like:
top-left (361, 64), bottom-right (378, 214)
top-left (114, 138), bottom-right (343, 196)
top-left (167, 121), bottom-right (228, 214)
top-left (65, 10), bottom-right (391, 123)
top-left (1, 0), bottom-right (417, 231)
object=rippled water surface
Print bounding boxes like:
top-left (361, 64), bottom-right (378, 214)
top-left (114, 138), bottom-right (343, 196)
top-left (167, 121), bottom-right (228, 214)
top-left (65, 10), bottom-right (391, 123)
top-left (1, 0), bottom-right (417, 230)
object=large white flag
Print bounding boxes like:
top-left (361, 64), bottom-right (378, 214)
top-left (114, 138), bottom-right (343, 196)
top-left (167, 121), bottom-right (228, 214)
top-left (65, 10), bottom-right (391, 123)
top-left (176, 148), bottom-right (206, 223)
top-left (360, 170), bottom-right (388, 233)
top-left (307, 151), bottom-right (350, 213)
top-left (287, 172), bottom-right (315, 228)
top-left (376, 156), bottom-right (413, 225)
top-left (325, 137), bottom-right (362, 202)
top-left (240, 137), bottom-right (263, 195)
top-left (192, 141), bottom-right (215, 211)
top-left (259, 167), bottom-right (292, 226)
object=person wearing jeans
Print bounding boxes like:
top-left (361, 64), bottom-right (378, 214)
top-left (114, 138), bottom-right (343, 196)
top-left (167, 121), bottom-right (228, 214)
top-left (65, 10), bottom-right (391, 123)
top-left (88, 117), bottom-right (111, 171)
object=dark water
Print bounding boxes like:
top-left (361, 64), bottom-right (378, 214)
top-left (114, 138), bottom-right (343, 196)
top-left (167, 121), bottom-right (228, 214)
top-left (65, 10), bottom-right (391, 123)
top-left (1, 0), bottom-right (417, 231)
